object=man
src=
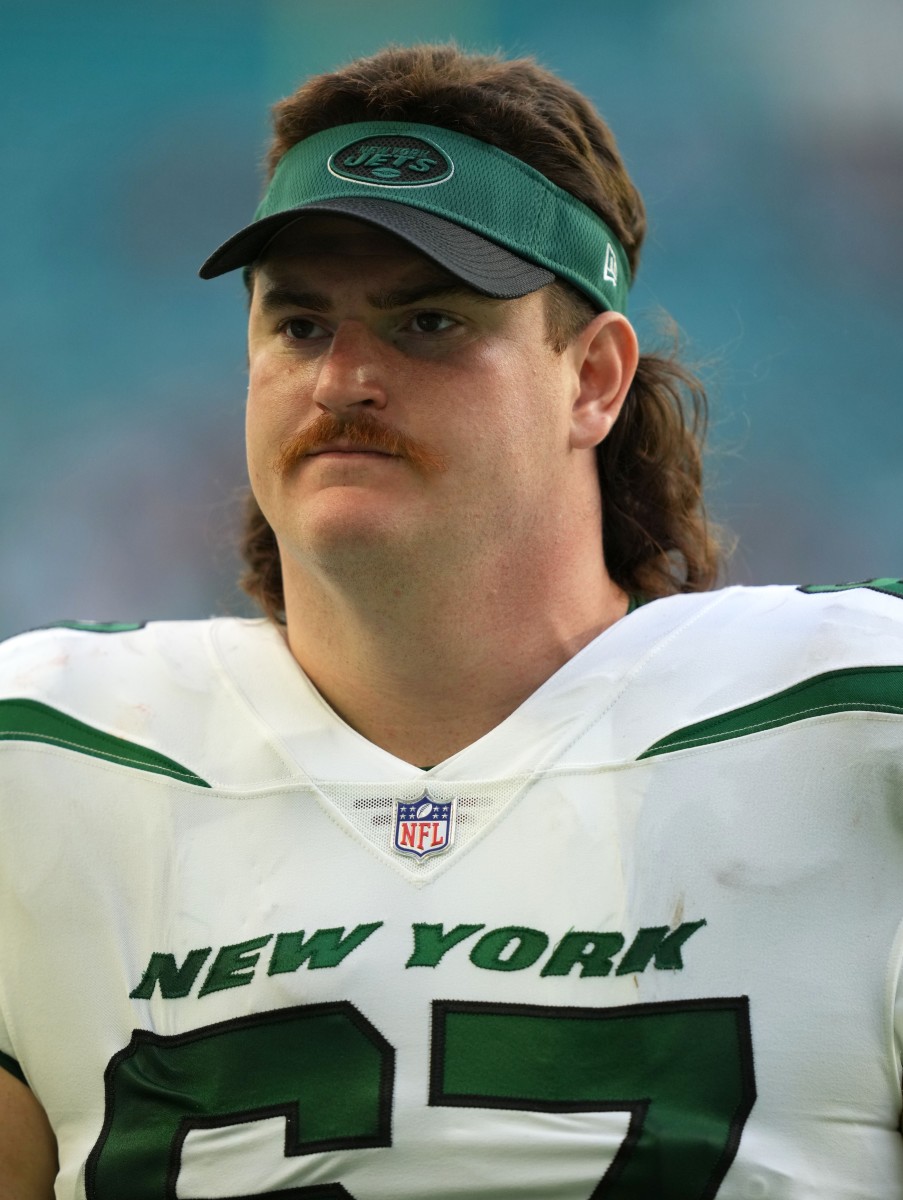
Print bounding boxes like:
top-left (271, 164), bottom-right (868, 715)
top-left (1, 43), bottom-right (902, 1198)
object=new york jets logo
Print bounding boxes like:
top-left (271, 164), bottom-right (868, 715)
top-left (328, 135), bottom-right (454, 186)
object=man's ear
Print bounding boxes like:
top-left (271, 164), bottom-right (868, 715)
top-left (568, 312), bottom-right (639, 450)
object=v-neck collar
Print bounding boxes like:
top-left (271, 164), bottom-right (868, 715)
top-left (209, 591), bottom-right (725, 783)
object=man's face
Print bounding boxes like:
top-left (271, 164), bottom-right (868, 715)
top-left (245, 215), bottom-right (600, 583)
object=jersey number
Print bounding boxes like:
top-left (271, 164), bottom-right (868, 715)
top-left (85, 997), bottom-right (755, 1199)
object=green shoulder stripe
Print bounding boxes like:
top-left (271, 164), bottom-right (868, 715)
top-left (639, 666), bottom-right (903, 760)
top-left (0, 699), bottom-right (210, 786)
top-left (799, 578), bottom-right (903, 600)
top-left (35, 620), bottom-right (147, 633)
top-left (0, 1050), bottom-right (26, 1085)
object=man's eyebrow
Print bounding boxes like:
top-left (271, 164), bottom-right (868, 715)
top-left (258, 286), bottom-right (331, 314)
top-left (258, 278), bottom-right (492, 314)
top-left (369, 279), bottom-right (490, 309)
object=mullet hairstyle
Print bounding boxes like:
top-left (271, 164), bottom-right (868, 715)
top-left (240, 44), bottom-right (726, 622)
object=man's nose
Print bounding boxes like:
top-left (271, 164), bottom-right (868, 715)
top-left (312, 321), bottom-right (390, 415)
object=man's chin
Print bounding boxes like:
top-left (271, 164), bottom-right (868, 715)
top-left (281, 504), bottom-right (421, 573)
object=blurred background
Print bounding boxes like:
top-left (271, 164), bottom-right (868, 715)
top-left (2, 0), bottom-right (901, 637)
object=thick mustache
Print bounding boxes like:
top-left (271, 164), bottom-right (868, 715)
top-left (275, 411), bottom-right (447, 475)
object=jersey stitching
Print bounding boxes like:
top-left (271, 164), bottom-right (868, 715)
top-left (643, 700), bottom-right (903, 758)
top-left (206, 619), bottom-right (318, 785)
top-left (685, 666), bottom-right (903, 727)
top-left (649, 704), bottom-right (903, 754)
top-left (0, 734), bottom-right (202, 784)
top-left (881, 912), bottom-right (903, 1088)
top-left (472, 711), bottom-right (903, 779)
top-left (550, 589), bottom-right (736, 768)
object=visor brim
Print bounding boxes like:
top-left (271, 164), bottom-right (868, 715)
top-left (199, 196), bottom-right (555, 298)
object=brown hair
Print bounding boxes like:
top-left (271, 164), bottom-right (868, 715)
top-left (240, 44), bottom-right (725, 621)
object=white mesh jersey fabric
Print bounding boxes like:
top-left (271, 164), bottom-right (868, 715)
top-left (308, 776), bottom-right (531, 880)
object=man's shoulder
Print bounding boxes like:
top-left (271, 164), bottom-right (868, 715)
top-left (720, 576), bottom-right (903, 612)
top-left (1, 616), bottom-right (208, 692)
top-left (0, 616), bottom-right (286, 790)
top-left (705, 578), bottom-right (903, 656)
top-left (603, 579), bottom-right (903, 762)
top-left (637, 578), bottom-right (903, 654)
top-left (0, 616), bottom-right (274, 721)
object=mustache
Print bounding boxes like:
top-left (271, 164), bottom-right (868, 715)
top-left (274, 410), bottom-right (448, 476)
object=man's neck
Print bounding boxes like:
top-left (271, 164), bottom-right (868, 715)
top-left (282, 551), bottom-right (628, 768)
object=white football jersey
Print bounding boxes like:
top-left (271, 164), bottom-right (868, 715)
top-left (1, 582), bottom-right (903, 1199)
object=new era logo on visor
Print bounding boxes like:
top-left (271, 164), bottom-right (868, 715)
top-left (328, 135), bottom-right (454, 186)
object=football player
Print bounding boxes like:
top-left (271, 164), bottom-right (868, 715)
top-left (2, 43), bottom-right (902, 1199)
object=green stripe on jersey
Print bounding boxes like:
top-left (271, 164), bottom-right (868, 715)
top-left (37, 620), bottom-right (146, 633)
top-left (0, 1050), bottom-right (26, 1085)
top-left (0, 699), bottom-right (209, 786)
top-left (638, 666), bottom-right (903, 759)
top-left (798, 578), bottom-right (903, 600)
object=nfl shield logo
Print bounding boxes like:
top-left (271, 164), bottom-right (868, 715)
top-left (393, 794), bottom-right (456, 859)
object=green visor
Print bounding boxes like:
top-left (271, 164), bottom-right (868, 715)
top-left (199, 121), bottom-right (631, 314)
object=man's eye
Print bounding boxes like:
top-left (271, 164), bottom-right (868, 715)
top-left (281, 317), bottom-right (326, 340)
top-left (408, 312), bottom-right (456, 334)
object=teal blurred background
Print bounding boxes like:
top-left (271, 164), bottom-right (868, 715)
top-left (2, 0), bottom-right (901, 636)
